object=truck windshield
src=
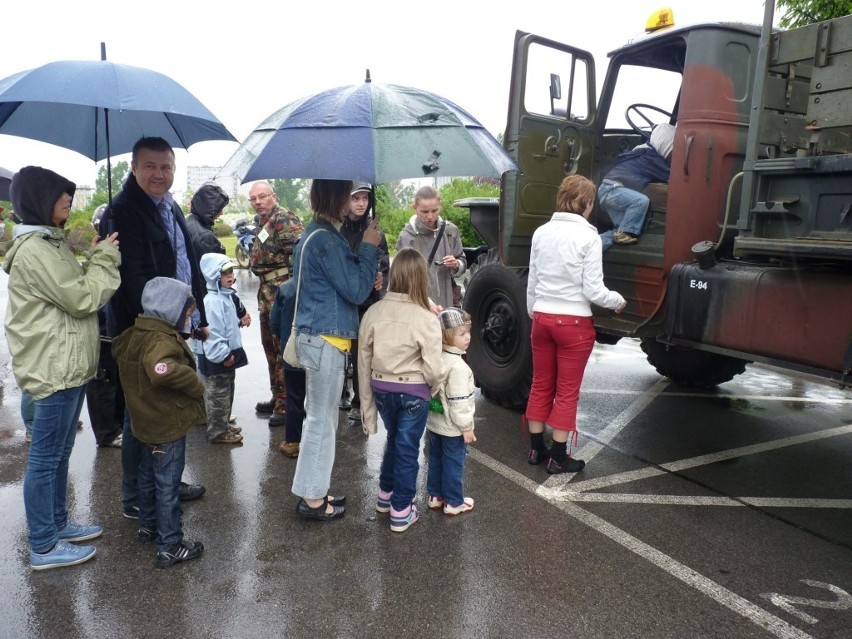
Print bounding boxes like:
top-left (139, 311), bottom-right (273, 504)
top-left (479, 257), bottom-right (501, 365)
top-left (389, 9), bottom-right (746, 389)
top-left (605, 64), bottom-right (681, 131)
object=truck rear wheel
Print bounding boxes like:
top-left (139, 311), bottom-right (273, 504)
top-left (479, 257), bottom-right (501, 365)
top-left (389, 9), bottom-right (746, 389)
top-left (640, 338), bottom-right (748, 387)
top-left (464, 253), bottom-right (531, 409)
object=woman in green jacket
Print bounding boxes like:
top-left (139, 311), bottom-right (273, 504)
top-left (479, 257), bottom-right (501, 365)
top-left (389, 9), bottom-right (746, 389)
top-left (3, 166), bottom-right (121, 571)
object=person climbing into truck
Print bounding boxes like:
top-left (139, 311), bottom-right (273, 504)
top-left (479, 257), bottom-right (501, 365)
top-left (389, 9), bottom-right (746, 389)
top-left (598, 122), bottom-right (675, 249)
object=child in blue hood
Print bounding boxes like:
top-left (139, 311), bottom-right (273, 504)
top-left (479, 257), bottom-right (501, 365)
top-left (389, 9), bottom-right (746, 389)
top-left (196, 253), bottom-right (249, 444)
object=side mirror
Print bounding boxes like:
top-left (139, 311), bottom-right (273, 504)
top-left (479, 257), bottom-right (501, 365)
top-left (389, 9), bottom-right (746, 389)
top-left (549, 74), bottom-right (562, 117)
top-left (550, 73), bottom-right (562, 100)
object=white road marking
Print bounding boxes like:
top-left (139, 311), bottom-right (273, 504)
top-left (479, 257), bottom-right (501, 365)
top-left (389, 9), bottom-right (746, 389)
top-left (566, 424), bottom-right (852, 494)
top-left (545, 493), bottom-right (852, 508)
top-left (469, 447), bottom-right (816, 639)
top-left (541, 378), bottom-right (670, 489)
top-left (761, 581), bottom-right (852, 625)
top-left (581, 390), bottom-right (852, 404)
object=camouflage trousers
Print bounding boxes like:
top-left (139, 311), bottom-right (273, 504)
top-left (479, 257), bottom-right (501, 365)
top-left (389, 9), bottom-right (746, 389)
top-left (259, 287), bottom-right (287, 413)
top-left (205, 371), bottom-right (235, 440)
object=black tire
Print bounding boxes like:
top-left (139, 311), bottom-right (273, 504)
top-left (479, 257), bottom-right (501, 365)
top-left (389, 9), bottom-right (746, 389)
top-left (464, 252), bottom-right (531, 409)
top-left (640, 338), bottom-right (748, 387)
top-left (235, 244), bottom-right (249, 269)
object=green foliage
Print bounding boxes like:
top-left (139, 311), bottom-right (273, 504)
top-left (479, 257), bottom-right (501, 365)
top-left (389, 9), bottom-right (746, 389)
top-left (777, 0), bottom-right (852, 28)
top-left (272, 179), bottom-right (309, 215)
top-left (95, 161), bottom-right (130, 195)
top-left (213, 221), bottom-right (233, 237)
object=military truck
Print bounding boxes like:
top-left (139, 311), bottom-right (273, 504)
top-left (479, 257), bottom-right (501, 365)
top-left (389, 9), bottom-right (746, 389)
top-left (459, 3), bottom-right (852, 408)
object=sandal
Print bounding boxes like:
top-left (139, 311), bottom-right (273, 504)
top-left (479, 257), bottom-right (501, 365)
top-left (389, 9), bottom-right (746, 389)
top-left (295, 497), bottom-right (345, 521)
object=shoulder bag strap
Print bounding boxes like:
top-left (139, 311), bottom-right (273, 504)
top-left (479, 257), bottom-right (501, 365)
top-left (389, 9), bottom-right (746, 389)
top-left (291, 229), bottom-right (325, 329)
top-left (426, 219), bottom-right (447, 265)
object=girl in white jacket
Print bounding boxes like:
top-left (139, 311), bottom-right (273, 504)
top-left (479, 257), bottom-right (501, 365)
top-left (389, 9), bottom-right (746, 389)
top-left (425, 308), bottom-right (477, 515)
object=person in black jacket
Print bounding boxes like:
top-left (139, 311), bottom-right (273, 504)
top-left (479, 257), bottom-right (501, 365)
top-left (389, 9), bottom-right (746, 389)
top-left (100, 137), bottom-right (207, 517)
top-left (186, 183), bottom-right (229, 261)
top-left (339, 182), bottom-right (389, 428)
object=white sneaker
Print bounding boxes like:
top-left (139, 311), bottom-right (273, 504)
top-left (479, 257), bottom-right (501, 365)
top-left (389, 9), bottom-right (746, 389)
top-left (427, 495), bottom-right (445, 510)
top-left (443, 497), bottom-right (474, 516)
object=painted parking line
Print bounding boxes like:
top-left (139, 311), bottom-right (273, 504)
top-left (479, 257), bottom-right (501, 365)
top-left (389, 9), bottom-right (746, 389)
top-left (468, 379), bottom-right (852, 637)
top-left (469, 447), bottom-right (815, 639)
top-left (563, 423), bottom-right (852, 495)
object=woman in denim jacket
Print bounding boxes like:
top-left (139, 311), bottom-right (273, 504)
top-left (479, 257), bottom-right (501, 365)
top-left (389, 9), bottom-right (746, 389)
top-left (291, 179), bottom-right (382, 521)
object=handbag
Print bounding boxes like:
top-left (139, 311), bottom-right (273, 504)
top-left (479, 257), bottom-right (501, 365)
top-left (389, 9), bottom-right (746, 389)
top-left (282, 230), bottom-right (325, 368)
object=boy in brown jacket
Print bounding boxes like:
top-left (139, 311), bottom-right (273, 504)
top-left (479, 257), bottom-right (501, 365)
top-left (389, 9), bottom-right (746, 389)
top-left (113, 277), bottom-right (206, 568)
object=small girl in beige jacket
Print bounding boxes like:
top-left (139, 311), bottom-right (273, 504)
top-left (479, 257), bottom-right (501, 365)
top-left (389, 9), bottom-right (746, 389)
top-left (425, 308), bottom-right (477, 515)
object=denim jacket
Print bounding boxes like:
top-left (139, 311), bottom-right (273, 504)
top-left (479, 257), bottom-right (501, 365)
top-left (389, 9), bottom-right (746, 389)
top-left (292, 222), bottom-right (379, 339)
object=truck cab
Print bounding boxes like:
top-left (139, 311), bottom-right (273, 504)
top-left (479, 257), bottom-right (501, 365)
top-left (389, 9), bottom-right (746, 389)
top-left (461, 9), bottom-right (852, 407)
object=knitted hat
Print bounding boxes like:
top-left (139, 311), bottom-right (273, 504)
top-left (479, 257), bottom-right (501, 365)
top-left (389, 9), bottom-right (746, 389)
top-left (439, 308), bottom-right (470, 330)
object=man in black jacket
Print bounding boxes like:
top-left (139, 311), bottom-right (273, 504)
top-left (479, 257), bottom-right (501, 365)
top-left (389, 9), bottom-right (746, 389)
top-left (101, 137), bottom-right (207, 517)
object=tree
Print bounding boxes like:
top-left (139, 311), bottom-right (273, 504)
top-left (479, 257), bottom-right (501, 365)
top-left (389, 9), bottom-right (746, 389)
top-left (95, 161), bottom-right (130, 195)
top-left (777, 0), bottom-right (852, 28)
top-left (385, 180), bottom-right (416, 210)
top-left (271, 179), bottom-right (308, 215)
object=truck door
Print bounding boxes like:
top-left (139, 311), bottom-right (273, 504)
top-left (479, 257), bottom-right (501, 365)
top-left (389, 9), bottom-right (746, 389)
top-left (502, 32), bottom-right (596, 268)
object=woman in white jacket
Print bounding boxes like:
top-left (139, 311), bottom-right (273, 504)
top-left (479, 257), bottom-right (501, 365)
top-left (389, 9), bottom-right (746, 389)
top-left (525, 175), bottom-right (626, 474)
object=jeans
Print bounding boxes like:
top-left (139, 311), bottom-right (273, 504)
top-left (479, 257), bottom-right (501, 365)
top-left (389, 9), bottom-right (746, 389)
top-left (138, 437), bottom-right (186, 552)
top-left (375, 392), bottom-right (429, 511)
top-left (24, 386), bottom-right (87, 553)
top-left (598, 182), bottom-right (649, 250)
top-left (121, 409), bottom-right (144, 510)
top-left (21, 390), bottom-right (35, 438)
top-left (204, 372), bottom-right (235, 440)
top-left (291, 333), bottom-right (345, 500)
top-left (426, 431), bottom-right (467, 507)
top-left (526, 313), bottom-right (596, 432)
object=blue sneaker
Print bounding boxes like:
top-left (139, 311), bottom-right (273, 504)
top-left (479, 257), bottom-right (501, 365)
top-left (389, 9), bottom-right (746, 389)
top-left (30, 541), bottom-right (96, 571)
top-left (57, 521), bottom-right (103, 542)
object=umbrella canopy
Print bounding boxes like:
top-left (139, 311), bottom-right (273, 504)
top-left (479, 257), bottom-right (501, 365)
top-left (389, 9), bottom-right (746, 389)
top-left (0, 166), bottom-right (12, 201)
top-left (0, 60), bottom-right (236, 162)
top-left (220, 79), bottom-right (517, 184)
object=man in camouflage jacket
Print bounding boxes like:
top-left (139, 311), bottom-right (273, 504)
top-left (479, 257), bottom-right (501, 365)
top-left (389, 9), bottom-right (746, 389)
top-left (248, 182), bottom-right (304, 426)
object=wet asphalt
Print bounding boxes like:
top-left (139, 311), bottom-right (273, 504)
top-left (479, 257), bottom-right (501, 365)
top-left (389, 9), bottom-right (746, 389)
top-left (1, 267), bottom-right (851, 639)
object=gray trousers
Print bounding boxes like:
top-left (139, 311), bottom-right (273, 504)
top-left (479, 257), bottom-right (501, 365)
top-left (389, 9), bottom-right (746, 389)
top-left (205, 372), bottom-right (235, 440)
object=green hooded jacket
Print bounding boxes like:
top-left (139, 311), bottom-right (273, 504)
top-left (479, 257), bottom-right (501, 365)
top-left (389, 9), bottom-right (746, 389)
top-left (2, 167), bottom-right (121, 400)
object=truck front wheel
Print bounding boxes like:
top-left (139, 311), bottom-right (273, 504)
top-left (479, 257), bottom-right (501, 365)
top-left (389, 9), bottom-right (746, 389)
top-left (640, 338), bottom-right (748, 387)
top-left (464, 258), bottom-right (531, 410)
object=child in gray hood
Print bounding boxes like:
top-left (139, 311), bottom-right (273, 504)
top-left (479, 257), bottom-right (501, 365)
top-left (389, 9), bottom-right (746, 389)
top-left (112, 276), bottom-right (206, 568)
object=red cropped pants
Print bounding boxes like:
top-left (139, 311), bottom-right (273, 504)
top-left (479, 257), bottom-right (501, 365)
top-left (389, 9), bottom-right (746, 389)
top-left (525, 312), bottom-right (595, 432)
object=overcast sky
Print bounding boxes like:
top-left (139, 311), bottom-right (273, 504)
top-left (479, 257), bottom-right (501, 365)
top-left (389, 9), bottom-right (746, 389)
top-left (1, 0), bottom-right (772, 191)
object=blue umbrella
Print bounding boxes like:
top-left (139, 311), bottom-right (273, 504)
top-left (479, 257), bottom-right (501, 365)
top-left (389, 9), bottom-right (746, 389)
top-left (221, 73), bottom-right (516, 183)
top-left (0, 57), bottom-right (236, 198)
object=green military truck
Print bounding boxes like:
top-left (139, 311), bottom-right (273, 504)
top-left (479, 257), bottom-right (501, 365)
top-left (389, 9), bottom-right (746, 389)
top-left (459, 3), bottom-right (852, 408)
